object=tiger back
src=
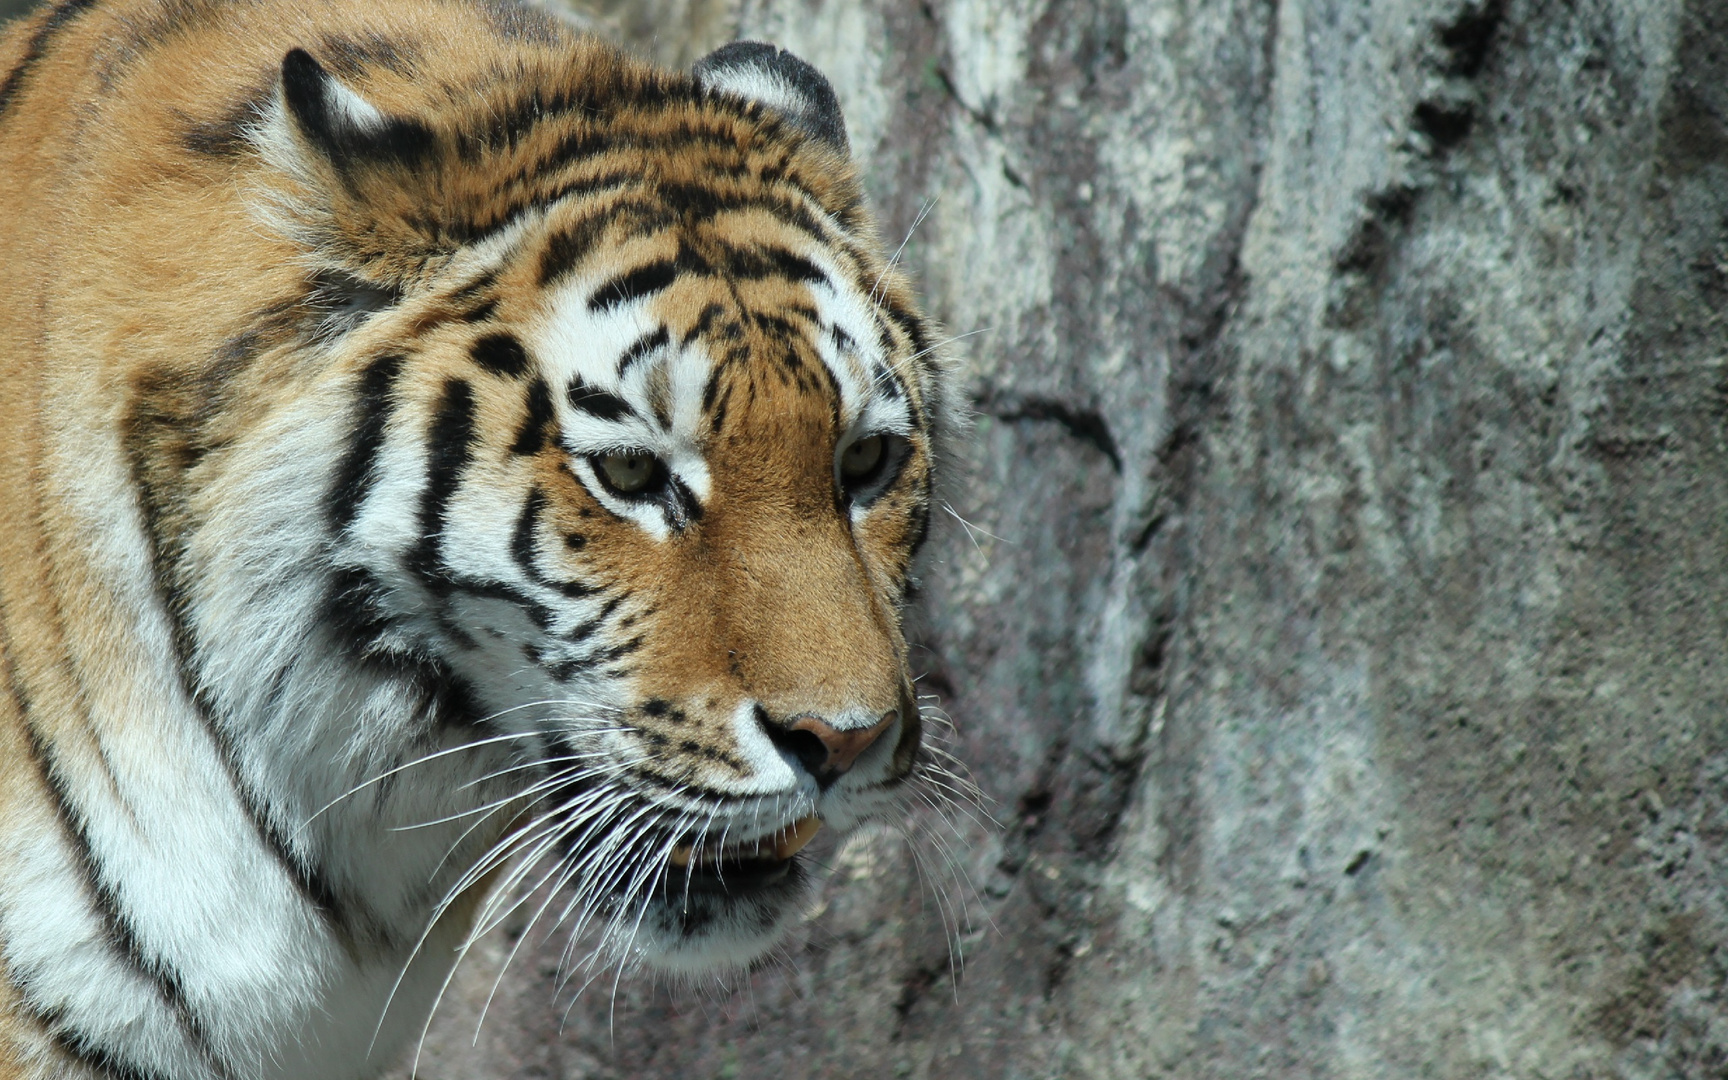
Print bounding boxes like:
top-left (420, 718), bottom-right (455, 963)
top-left (0, 2), bottom-right (956, 1077)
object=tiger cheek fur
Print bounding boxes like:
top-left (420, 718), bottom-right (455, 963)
top-left (0, 3), bottom-right (959, 1079)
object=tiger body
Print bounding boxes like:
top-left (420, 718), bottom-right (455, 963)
top-left (0, 2), bottom-right (953, 1077)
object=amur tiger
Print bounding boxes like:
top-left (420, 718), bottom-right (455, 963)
top-left (0, 0), bottom-right (961, 1076)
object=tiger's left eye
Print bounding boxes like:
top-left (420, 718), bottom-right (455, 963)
top-left (839, 435), bottom-right (885, 481)
top-left (595, 451), bottom-right (662, 495)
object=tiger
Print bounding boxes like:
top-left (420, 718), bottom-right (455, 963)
top-left (0, 0), bottom-right (961, 1076)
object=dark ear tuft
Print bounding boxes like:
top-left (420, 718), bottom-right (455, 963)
top-left (693, 41), bottom-right (848, 153)
top-left (280, 47), bottom-right (434, 168)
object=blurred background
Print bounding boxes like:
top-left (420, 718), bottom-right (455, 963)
top-left (8, 0), bottom-right (1728, 1077)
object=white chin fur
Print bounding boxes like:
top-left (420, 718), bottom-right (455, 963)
top-left (627, 865), bottom-right (812, 974)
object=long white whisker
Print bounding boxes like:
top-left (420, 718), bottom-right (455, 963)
top-left (298, 728), bottom-right (549, 832)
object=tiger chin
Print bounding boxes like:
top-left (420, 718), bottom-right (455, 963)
top-left (0, 1), bottom-right (959, 1077)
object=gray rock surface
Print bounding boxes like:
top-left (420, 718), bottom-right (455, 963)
top-left (407, 0), bottom-right (1728, 1076)
top-left (8, 0), bottom-right (1719, 1075)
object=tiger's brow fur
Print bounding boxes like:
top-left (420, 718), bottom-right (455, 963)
top-left (0, 1), bottom-right (963, 1078)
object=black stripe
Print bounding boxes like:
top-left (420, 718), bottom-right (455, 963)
top-left (510, 486), bottom-right (547, 581)
top-left (470, 333), bottom-right (531, 379)
top-left (881, 295), bottom-right (933, 361)
top-left (182, 86), bottom-right (273, 159)
top-left (752, 311), bottom-right (804, 342)
top-left (535, 195), bottom-right (686, 288)
top-left (601, 635), bottom-right (645, 662)
top-left (315, 31), bottom-right (416, 80)
top-left (566, 377), bottom-right (633, 422)
top-left (588, 259), bottom-right (681, 312)
top-left (537, 119), bottom-right (741, 176)
top-left (617, 326), bottom-right (669, 376)
top-left (16, 997), bottom-right (179, 1080)
top-left (722, 245), bottom-right (828, 285)
top-left (447, 270), bottom-right (498, 304)
top-left (319, 566), bottom-right (399, 660)
top-left (461, 298), bottom-right (499, 324)
top-left (510, 376), bottom-right (557, 455)
top-left (454, 86), bottom-right (610, 161)
top-left (53, 1028), bottom-right (179, 1080)
top-left (328, 354), bottom-right (405, 531)
top-left (683, 302), bottom-right (728, 345)
top-left (512, 491), bottom-right (603, 601)
top-left (653, 183), bottom-right (833, 245)
top-left (0, 626), bottom-right (171, 1080)
top-left (538, 212), bottom-right (613, 288)
top-left (0, 0), bottom-right (102, 121)
top-left (468, 173), bottom-right (639, 255)
top-left (450, 576), bottom-right (558, 630)
top-left (122, 378), bottom-right (366, 949)
top-left (407, 379), bottom-right (477, 588)
top-left (8, 682), bottom-right (223, 1076)
top-left (560, 594), bottom-right (624, 644)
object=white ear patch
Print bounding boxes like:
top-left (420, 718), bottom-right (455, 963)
top-left (692, 41), bottom-right (850, 152)
top-left (320, 72), bottom-right (386, 136)
top-left (698, 66), bottom-right (809, 127)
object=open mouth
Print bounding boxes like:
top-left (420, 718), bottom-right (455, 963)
top-left (665, 815), bottom-right (823, 893)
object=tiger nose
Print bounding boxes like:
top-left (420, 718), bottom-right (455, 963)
top-left (771, 710), bottom-right (898, 784)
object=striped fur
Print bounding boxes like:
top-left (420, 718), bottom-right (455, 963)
top-left (0, 2), bottom-right (958, 1077)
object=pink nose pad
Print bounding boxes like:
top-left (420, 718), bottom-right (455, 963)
top-left (789, 709), bottom-right (898, 776)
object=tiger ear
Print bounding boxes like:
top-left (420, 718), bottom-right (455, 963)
top-left (693, 41), bottom-right (849, 154)
top-left (279, 47), bottom-right (433, 168)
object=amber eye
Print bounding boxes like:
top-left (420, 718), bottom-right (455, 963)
top-left (595, 450), bottom-right (661, 495)
top-left (839, 435), bottom-right (886, 482)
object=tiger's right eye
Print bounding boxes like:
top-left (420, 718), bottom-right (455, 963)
top-left (595, 451), bottom-right (662, 496)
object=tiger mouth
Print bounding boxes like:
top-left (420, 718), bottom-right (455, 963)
top-left (663, 815), bottom-right (822, 893)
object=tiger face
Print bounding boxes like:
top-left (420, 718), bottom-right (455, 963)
top-left (0, 4), bottom-right (957, 1075)
top-left (248, 41), bottom-right (949, 970)
top-left (229, 33), bottom-right (948, 970)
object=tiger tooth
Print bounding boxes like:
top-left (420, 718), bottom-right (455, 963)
top-left (774, 816), bottom-right (822, 860)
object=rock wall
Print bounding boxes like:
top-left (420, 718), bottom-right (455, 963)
top-left (424, 0), bottom-right (1726, 1076)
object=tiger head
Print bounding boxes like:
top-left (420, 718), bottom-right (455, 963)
top-left (164, 31), bottom-right (958, 976)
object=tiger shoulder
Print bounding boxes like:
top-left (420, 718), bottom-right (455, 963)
top-left (0, 0), bottom-right (961, 1077)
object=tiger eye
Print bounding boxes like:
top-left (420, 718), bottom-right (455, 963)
top-left (839, 435), bottom-right (885, 480)
top-left (598, 451), bottom-right (656, 494)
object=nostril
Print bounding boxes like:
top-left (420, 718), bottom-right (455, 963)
top-left (763, 724), bottom-right (831, 779)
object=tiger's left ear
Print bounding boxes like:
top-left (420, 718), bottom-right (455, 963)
top-left (278, 47), bottom-right (434, 169)
top-left (693, 41), bottom-right (849, 154)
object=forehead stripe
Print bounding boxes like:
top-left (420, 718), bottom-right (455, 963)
top-left (567, 377), bottom-right (633, 421)
top-left (711, 244), bottom-right (828, 286)
top-left (510, 376), bottom-right (557, 455)
top-left (589, 259), bottom-right (681, 312)
top-left (470, 332), bottom-right (530, 378)
top-left (617, 326), bottom-right (669, 376)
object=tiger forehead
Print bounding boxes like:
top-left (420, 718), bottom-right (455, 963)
top-left (497, 213), bottom-right (918, 438)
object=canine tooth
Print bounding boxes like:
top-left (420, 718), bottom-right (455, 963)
top-left (774, 816), bottom-right (822, 860)
top-left (670, 844), bottom-right (693, 867)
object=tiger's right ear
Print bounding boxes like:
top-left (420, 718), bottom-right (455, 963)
top-left (693, 42), bottom-right (849, 154)
top-left (278, 48), bottom-right (433, 169)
